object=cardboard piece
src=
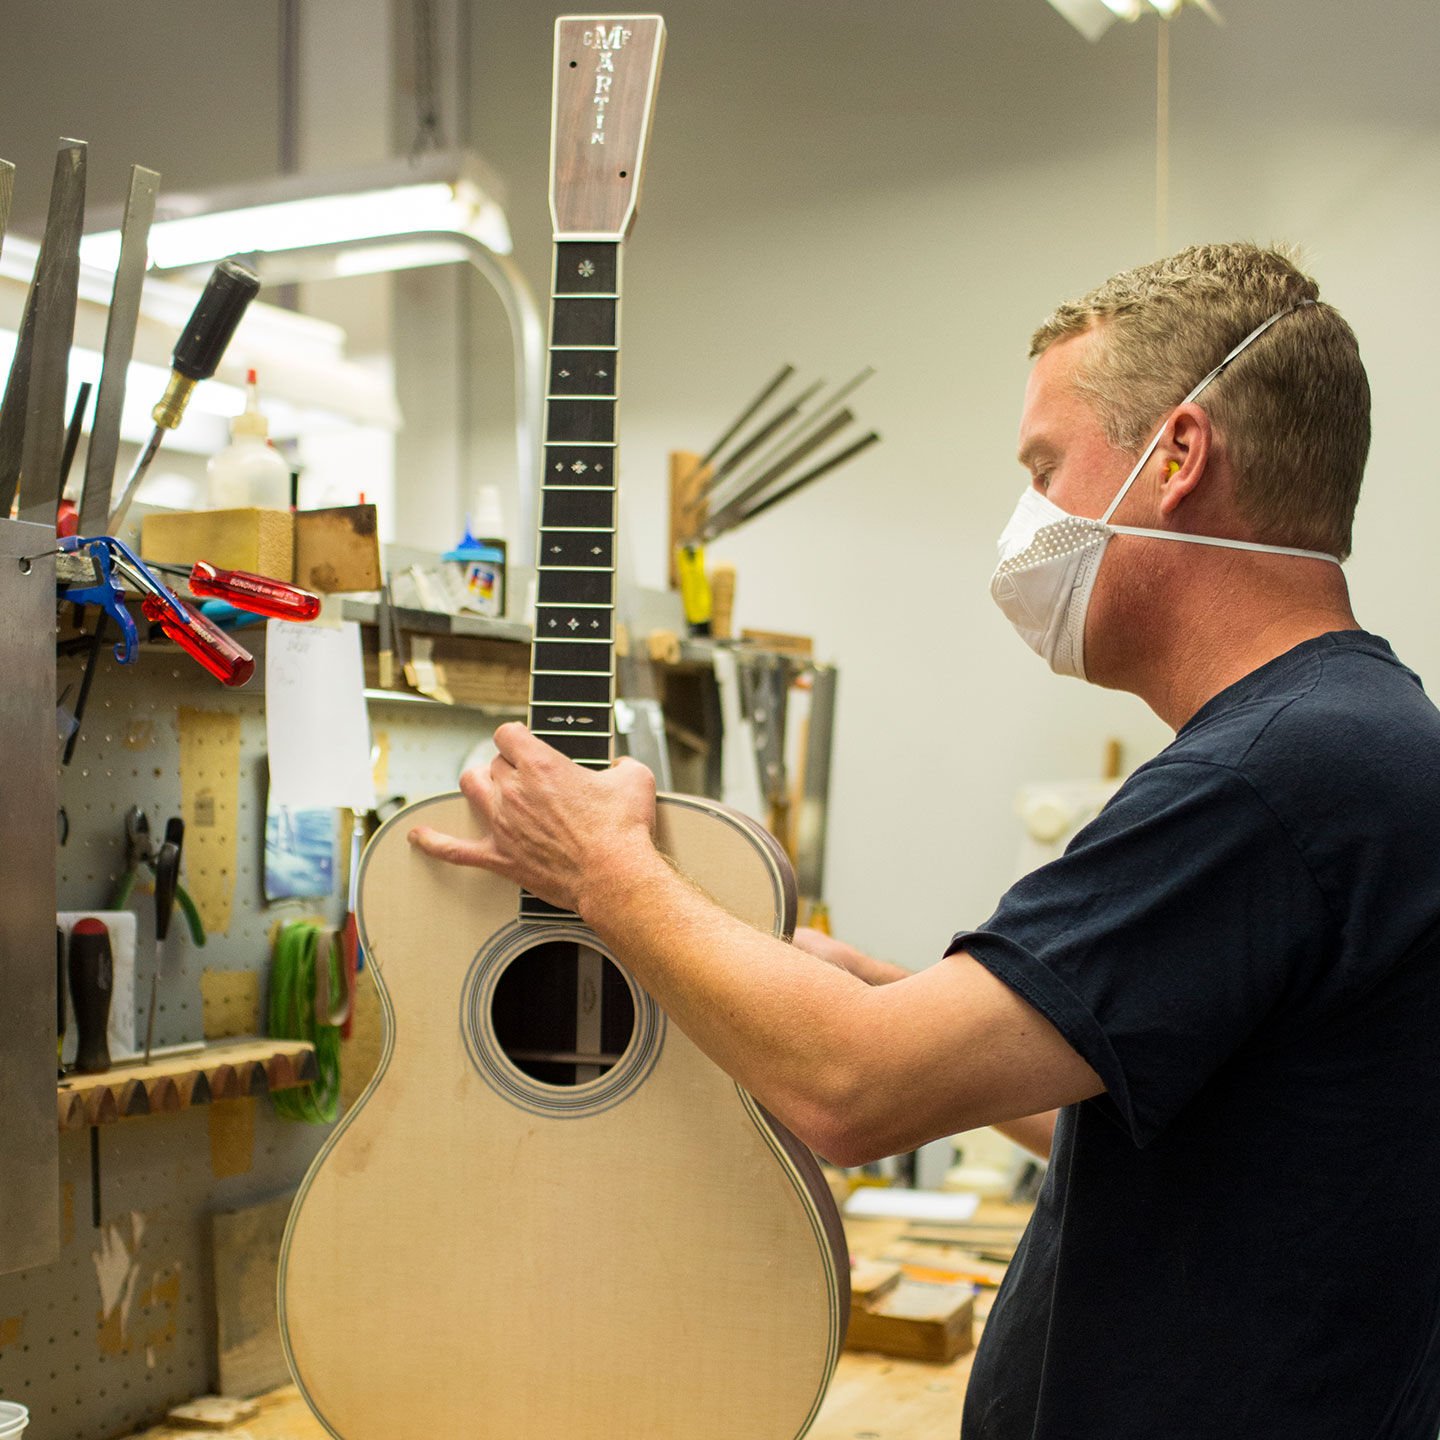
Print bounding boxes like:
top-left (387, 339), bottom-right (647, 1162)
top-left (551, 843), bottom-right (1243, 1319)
top-left (178, 708), bottom-right (242, 935)
top-left (212, 1191), bottom-right (296, 1398)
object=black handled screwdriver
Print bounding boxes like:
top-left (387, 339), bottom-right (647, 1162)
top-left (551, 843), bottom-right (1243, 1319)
top-left (143, 820), bottom-right (183, 1062)
top-left (107, 258), bottom-right (261, 532)
top-left (57, 925), bottom-right (67, 1075)
top-left (69, 918), bottom-right (113, 1075)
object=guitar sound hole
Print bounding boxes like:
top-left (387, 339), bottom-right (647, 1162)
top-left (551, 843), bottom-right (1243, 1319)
top-left (490, 940), bottom-right (636, 1087)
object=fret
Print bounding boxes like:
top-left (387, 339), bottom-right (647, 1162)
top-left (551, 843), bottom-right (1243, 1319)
top-left (547, 398), bottom-right (616, 445)
top-left (550, 350), bottom-right (618, 396)
top-left (536, 606), bottom-right (613, 640)
top-left (537, 569), bottom-right (612, 606)
top-left (554, 240), bottom-right (618, 292)
top-left (531, 672), bottom-right (611, 705)
top-left (530, 700), bottom-right (611, 731)
top-left (537, 532), bottom-right (614, 567)
top-left (532, 640), bottom-right (614, 674)
top-left (542, 489), bottom-right (614, 528)
top-left (545, 445), bottom-right (615, 484)
top-left (552, 297), bottom-right (616, 348)
top-left (542, 733), bottom-right (612, 763)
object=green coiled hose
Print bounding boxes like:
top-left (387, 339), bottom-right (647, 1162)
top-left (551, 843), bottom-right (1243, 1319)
top-left (269, 920), bottom-right (343, 1123)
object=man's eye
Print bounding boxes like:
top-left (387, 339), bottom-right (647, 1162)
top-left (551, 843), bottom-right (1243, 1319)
top-left (1033, 472), bottom-right (1051, 494)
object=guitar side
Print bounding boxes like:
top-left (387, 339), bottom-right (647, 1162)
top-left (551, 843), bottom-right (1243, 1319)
top-left (279, 789), bottom-right (849, 1440)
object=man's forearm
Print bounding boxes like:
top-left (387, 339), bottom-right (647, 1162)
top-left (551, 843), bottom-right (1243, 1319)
top-left (993, 1110), bottom-right (1058, 1160)
top-left (579, 838), bottom-right (878, 1158)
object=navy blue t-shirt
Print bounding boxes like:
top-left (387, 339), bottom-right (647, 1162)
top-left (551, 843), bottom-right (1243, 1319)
top-left (954, 631), bottom-right (1440, 1440)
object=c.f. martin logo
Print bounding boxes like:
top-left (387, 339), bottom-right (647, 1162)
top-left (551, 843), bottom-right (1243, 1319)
top-left (582, 25), bottom-right (632, 143)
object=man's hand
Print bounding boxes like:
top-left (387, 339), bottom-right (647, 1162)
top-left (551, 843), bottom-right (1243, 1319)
top-left (792, 927), bottom-right (912, 985)
top-left (407, 723), bottom-right (659, 914)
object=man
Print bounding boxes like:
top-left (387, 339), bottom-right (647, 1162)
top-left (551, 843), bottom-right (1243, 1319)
top-left (410, 244), bottom-right (1440, 1438)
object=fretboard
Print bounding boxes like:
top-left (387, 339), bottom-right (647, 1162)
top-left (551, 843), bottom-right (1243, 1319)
top-left (521, 239), bottom-right (622, 922)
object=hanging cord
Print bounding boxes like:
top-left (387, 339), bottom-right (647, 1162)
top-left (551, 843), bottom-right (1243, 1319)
top-left (1155, 15), bottom-right (1170, 253)
top-left (269, 920), bottom-right (346, 1123)
top-left (411, 0), bottom-right (444, 158)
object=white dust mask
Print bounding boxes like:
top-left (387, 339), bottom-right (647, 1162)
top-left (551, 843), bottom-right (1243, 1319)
top-left (989, 301), bottom-right (1341, 681)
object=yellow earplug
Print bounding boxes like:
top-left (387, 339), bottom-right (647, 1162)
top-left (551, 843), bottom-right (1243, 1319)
top-left (1166, 460), bottom-right (1181, 475)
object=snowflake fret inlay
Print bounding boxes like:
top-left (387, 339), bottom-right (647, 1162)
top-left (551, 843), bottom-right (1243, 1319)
top-left (571, 461), bottom-right (588, 474)
top-left (577, 259), bottom-right (596, 277)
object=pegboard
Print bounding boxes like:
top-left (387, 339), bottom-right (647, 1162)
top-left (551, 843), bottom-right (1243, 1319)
top-left (1, 627), bottom-right (505, 1439)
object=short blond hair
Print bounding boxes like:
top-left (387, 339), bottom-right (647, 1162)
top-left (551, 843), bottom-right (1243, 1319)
top-left (1030, 243), bottom-right (1370, 559)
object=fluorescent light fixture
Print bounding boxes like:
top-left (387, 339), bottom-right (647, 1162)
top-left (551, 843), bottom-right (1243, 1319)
top-left (80, 150), bottom-right (513, 274)
top-left (1046, 0), bottom-right (1220, 40)
top-left (80, 149), bottom-right (544, 564)
top-left (1045, 0), bottom-right (1123, 41)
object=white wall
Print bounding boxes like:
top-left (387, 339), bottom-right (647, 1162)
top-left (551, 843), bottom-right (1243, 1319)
top-left (3, 1), bottom-right (1438, 971)
top-left (455, 0), bottom-right (1440, 968)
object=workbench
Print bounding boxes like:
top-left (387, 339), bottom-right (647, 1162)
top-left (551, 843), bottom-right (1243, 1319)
top-left (116, 1202), bottom-right (1029, 1440)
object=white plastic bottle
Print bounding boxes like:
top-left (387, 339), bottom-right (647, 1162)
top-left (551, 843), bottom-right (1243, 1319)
top-left (208, 370), bottom-right (291, 509)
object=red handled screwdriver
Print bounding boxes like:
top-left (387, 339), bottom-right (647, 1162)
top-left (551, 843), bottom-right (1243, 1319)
top-left (187, 562), bottom-right (321, 621)
top-left (140, 591), bottom-right (255, 686)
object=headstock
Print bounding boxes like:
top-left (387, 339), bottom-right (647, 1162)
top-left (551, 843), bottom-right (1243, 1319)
top-left (550, 15), bottom-right (666, 239)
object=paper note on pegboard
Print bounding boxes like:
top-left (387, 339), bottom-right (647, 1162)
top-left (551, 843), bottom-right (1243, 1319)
top-left (178, 707), bottom-right (242, 935)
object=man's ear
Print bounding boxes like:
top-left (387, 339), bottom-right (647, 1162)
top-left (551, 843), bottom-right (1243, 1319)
top-left (1156, 404), bottom-right (1213, 517)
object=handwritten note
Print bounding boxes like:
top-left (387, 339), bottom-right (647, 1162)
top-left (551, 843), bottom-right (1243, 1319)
top-left (265, 619), bottom-right (374, 811)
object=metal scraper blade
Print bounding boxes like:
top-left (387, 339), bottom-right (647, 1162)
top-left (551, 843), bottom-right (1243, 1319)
top-left (16, 139), bottom-right (87, 527)
top-left (79, 164), bottom-right (159, 535)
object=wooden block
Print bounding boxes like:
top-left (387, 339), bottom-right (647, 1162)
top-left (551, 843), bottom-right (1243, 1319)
top-left (741, 627), bottom-right (813, 657)
top-left (710, 562), bottom-right (736, 641)
top-left (83, 1086), bottom-right (119, 1127)
top-left (293, 504), bottom-right (382, 592)
top-left (849, 1258), bottom-right (902, 1304)
top-left (213, 1192), bottom-right (296, 1397)
top-left (141, 508), bottom-right (294, 581)
top-left (669, 450), bottom-right (709, 589)
top-left (844, 1276), bottom-right (975, 1364)
top-left (167, 1394), bottom-right (260, 1429)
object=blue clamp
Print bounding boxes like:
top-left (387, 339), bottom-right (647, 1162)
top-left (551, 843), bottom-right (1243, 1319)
top-left (58, 535), bottom-right (188, 665)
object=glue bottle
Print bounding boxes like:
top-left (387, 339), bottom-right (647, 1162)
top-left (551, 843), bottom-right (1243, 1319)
top-left (208, 370), bottom-right (291, 509)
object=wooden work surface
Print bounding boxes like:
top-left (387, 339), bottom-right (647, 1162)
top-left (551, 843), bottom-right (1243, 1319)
top-left (118, 1199), bottom-right (1030, 1440)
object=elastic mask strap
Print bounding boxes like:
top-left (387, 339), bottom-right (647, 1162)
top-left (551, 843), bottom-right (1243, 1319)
top-left (1100, 299), bottom-right (1317, 526)
top-left (1107, 524), bottom-right (1341, 565)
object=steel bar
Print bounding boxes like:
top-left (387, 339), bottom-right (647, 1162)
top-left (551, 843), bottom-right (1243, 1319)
top-left (17, 139), bottom-right (87, 526)
top-left (696, 378), bottom-right (825, 500)
top-left (80, 165), bottom-right (159, 535)
top-left (703, 408), bottom-right (855, 540)
top-left (713, 365), bottom-right (874, 507)
top-left (0, 159), bottom-right (15, 259)
top-left (720, 429), bottom-right (882, 537)
top-left (676, 362), bottom-right (794, 490)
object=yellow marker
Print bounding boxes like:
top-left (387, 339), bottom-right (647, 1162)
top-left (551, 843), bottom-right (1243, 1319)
top-left (675, 543), bottom-right (712, 628)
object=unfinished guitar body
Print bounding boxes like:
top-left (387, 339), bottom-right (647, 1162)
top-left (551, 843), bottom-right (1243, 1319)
top-left (279, 789), bottom-right (849, 1439)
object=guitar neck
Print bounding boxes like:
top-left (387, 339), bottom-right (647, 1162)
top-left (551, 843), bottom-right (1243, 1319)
top-left (529, 238), bottom-right (623, 771)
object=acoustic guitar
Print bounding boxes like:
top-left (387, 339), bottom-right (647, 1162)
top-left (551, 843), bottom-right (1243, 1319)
top-left (278, 16), bottom-right (849, 1438)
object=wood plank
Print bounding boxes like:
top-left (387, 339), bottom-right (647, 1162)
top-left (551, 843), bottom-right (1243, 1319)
top-left (57, 1040), bottom-right (317, 1132)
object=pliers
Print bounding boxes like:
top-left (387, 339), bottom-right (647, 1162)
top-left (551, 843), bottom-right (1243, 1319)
top-left (112, 807), bottom-right (206, 948)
